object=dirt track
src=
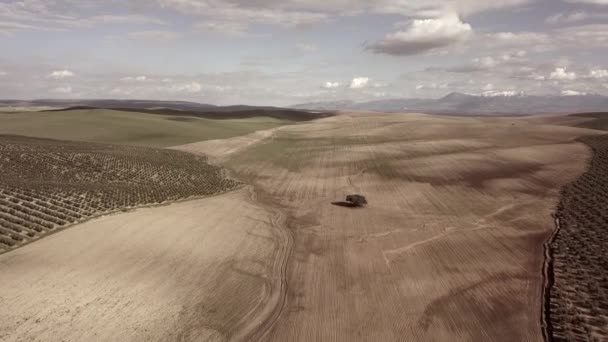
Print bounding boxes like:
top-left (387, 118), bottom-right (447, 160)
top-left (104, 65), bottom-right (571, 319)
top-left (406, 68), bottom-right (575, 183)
top-left (176, 112), bottom-right (601, 341)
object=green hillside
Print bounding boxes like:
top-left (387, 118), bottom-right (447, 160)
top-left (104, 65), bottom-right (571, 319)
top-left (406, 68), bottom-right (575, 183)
top-left (0, 109), bottom-right (290, 147)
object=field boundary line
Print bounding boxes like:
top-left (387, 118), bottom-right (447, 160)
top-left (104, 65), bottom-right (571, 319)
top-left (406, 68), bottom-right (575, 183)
top-left (0, 185), bottom-right (244, 256)
top-left (540, 216), bottom-right (560, 342)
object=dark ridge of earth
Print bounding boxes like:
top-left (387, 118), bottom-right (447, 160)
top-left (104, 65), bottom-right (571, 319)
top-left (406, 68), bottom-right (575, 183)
top-left (544, 134), bottom-right (608, 341)
top-left (570, 112), bottom-right (608, 132)
top-left (44, 106), bottom-right (333, 122)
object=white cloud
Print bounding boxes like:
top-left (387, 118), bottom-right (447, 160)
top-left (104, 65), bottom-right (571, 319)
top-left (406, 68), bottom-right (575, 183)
top-left (546, 12), bottom-right (589, 24)
top-left (349, 77), bottom-right (370, 89)
top-left (296, 43), bottom-right (318, 52)
top-left (121, 75), bottom-right (148, 82)
top-left (415, 83), bottom-right (448, 90)
top-left (368, 13), bottom-right (472, 56)
top-left (476, 56), bottom-right (498, 68)
top-left (483, 32), bottom-right (549, 51)
top-left (193, 21), bottom-right (249, 37)
top-left (556, 24), bottom-right (608, 48)
top-left (47, 70), bottom-right (74, 79)
top-left (50, 85), bottom-right (72, 94)
top-left (501, 50), bottom-right (526, 61)
top-left (168, 81), bottom-right (202, 93)
top-left (0, 71), bottom-right (6, 76)
top-left (530, 74), bottom-right (546, 81)
top-left (561, 90), bottom-right (587, 96)
top-left (479, 90), bottom-right (524, 97)
top-left (549, 67), bottom-right (577, 81)
top-left (446, 51), bottom-right (526, 73)
top-left (321, 81), bottom-right (341, 89)
top-left (590, 69), bottom-right (608, 78)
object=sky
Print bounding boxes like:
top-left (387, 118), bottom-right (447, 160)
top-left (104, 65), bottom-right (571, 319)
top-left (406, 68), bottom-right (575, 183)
top-left (1, 0), bottom-right (608, 106)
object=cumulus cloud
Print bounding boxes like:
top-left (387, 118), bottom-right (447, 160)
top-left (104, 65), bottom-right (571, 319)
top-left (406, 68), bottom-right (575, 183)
top-left (556, 24), bottom-right (608, 48)
top-left (590, 69), bottom-right (608, 78)
top-left (121, 75), bottom-right (148, 82)
top-left (296, 43), bottom-right (318, 52)
top-left (349, 77), bottom-right (370, 89)
top-left (193, 21), bottom-right (249, 37)
top-left (321, 81), bottom-right (341, 89)
top-left (168, 81), bottom-right (202, 93)
top-left (448, 56), bottom-right (497, 72)
top-left (561, 90), bottom-right (587, 96)
top-left (50, 85), bottom-right (72, 94)
top-left (368, 13), bottom-right (472, 56)
top-left (549, 67), bottom-right (577, 81)
top-left (446, 51), bottom-right (527, 73)
top-left (529, 73), bottom-right (546, 81)
top-left (546, 12), bottom-right (589, 24)
top-left (474, 56), bottom-right (499, 68)
top-left (415, 83), bottom-right (448, 90)
top-left (479, 90), bottom-right (523, 97)
top-left (47, 70), bottom-right (74, 79)
top-left (483, 32), bottom-right (549, 51)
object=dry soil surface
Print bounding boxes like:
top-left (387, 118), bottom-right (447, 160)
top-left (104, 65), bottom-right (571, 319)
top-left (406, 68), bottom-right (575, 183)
top-left (0, 188), bottom-right (289, 342)
top-left (1, 112), bottom-right (601, 342)
top-left (175, 112), bottom-right (601, 341)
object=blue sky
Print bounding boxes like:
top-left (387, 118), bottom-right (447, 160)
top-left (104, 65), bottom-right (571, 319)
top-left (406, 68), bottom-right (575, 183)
top-left (1, 0), bottom-right (608, 105)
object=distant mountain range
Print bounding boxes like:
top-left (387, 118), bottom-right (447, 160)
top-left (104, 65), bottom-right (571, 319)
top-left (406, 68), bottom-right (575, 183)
top-left (292, 92), bottom-right (608, 115)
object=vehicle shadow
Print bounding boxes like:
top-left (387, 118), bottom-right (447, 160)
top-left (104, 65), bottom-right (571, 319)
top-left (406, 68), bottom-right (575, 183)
top-left (331, 201), bottom-right (361, 208)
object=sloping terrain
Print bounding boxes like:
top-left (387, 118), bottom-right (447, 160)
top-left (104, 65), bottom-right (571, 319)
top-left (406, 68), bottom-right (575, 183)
top-left (0, 99), bottom-right (331, 121)
top-left (0, 188), bottom-right (289, 342)
top-left (570, 112), bottom-right (608, 132)
top-left (0, 109), bottom-right (291, 147)
top-left (175, 112), bottom-right (599, 341)
top-left (52, 107), bottom-right (332, 122)
top-left (545, 134), bottom-right (608, 341)
top-left (0, 135), bottom-right (239, 252)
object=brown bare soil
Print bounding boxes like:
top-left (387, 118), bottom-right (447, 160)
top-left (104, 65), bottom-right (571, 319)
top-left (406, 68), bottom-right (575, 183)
top-left (545, 134), bottom-right (608, 342)
top-left (0, 188), bottom-right (289, 342)
top-left (570, 112), bottom-right (608, 132)
top-left (0, 135), bottom-right (239, 252)
top-left (1, 112), bottom-right (603, 341)
top-left (174, 112), bottom-right (601, 341)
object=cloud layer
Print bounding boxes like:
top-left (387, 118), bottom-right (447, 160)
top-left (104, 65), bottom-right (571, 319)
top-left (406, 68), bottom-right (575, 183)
top-left (0, 0), bottom-right (607, 105)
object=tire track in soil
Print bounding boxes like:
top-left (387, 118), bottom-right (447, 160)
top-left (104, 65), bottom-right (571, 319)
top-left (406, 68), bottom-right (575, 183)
top-left (178, 128), bottom-right (296, 342)
top-left (230, 185), bottom-right (294, 342)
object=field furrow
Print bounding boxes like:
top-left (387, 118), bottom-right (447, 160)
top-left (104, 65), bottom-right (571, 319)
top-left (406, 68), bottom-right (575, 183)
top-left (177, 112), bottom-right (600, 341)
